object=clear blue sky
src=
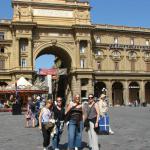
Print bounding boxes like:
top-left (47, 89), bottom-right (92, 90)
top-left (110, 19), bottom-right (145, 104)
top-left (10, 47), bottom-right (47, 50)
top-left (1, 0), bottom-right (150, 70)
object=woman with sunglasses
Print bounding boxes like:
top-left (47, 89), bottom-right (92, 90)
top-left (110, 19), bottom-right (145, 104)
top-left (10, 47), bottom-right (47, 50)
top-left (52, 97), bottom-right (65, 150)
top-left (66, 94), bottom-right (83, 150)
top-left (87, 94), bottom-right (99, 150)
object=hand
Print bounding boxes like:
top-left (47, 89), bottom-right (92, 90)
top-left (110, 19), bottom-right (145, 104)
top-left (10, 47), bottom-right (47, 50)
top-left (95, 122), bottom-right (98, 128)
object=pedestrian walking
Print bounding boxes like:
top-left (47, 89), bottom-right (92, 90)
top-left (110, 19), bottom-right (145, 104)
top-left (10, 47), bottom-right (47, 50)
top-left (98, 94), bottom-right (114, 134)
top-left (39, 99), bottom-right (54, 150)
top-left (86, 94), bottom-right (99, 150)
top-left (25, 97), bottom-right (36, 128)
top-left (66, 94), bottom-right (84, 150)
top-left (52, 97), bottom-right (65, 150)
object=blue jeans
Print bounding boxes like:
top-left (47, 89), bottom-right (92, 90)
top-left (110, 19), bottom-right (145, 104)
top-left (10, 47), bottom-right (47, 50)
top-left (52, 124), bottom-right (63, 149)
top-left (68, 120), bottom-right (83, 149)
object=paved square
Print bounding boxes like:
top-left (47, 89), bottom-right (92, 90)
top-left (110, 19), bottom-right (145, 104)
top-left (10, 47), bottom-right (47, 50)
top-left (0, 107), bottom-right (150, 150)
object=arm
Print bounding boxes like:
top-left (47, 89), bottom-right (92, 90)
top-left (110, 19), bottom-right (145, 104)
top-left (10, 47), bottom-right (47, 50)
top-left (38, 108), bottom-right (43, 130)
top-left (94, 103), bottom-right (99, 128)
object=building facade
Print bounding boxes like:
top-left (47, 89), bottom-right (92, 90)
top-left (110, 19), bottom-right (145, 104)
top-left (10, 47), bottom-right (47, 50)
top-left (0, 0), bottom-right (150, 105)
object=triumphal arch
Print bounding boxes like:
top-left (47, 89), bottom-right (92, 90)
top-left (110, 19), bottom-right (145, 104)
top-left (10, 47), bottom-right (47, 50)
top-left (1, 0), bottom-right (150, 105)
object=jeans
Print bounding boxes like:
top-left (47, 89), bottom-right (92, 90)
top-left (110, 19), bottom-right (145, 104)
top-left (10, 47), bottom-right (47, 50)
top-left (52, 122), bottom-right (64, 149)
top-left (68, 120), bottom-right (83, 149)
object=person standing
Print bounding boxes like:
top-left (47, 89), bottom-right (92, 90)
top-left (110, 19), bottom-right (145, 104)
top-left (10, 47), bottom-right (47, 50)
top-left (87, 94), bottom-right (99, 150)
top-left (52, 97), bottom-right (65, 150)
top-left (98, 94), bottom-right (114, 134)
top-left (66, 94), bottom-right (83, 150)
top-left (39, 99), bottom-right (54, 150)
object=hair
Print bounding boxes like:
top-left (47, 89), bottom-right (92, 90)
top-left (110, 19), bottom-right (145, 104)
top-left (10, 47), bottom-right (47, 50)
top-left (88, 94), bottom-right (94, 97)
top-left (56, 97), bottom-right (62, 101)
top-left (46, 99), bottom-right (53, 106)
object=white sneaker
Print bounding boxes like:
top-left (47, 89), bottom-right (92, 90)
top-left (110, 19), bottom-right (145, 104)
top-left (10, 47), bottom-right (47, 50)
top-left (75, 147), bottom-right (78, 150)
top-left (109, 130), bottom-right (114, 135)
top-left (43, 148), bottom-right (47, 150)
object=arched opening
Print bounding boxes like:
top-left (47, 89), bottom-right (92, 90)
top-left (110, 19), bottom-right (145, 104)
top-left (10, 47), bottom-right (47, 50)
top-left (112, 82), bottom-right (123, 106)
top-left (34, 45), bottom-right (72, 100)
top-left (129, 82), bottom-right (140, 104)
top-left (0, 82), bottom-right (8, 87)
top-left (94, 81), bottom-right (106, 98)
top-left (145, 82), bottom-right (150, 104)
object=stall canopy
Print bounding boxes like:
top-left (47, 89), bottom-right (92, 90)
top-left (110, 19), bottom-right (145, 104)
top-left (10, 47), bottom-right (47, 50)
top-left (17, 77), bottom-right (32, 89)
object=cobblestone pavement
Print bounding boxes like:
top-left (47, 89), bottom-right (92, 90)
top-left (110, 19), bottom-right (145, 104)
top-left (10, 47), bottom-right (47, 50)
top-left (0, 107), bottom-right (150, 150)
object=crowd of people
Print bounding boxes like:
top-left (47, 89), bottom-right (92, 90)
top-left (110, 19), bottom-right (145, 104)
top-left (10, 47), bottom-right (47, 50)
top-left (25, 93), bottom-right (114, 150)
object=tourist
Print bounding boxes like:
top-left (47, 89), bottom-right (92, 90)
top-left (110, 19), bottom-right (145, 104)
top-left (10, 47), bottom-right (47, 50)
top-left (52, 97), bottom-right (65, 150)
top-left (39, 99), bottom-right (54, 150)
top-left (25, 97), bottom-right (36, 128)
top-left (66, 94), bottom-right (83, 150)
top-left (98, 94), bottom-right (114, 134)
top-left (87, 94), bottom-right (99, 150)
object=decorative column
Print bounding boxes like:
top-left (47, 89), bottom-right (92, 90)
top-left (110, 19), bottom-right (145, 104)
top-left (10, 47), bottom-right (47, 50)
top-left (76, 40), bottom-right (80, 68)
top-left (139, 80), bottom-right (145, 104)
top-left (88, 78), bottom-right (94, 95)
top-left (106, 81), bottom-right (113, 106)
top-left (123, 81), bottom-right (129, 105)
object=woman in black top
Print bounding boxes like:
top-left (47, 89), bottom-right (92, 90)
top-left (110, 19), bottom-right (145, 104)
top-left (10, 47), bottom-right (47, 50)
top-left (52, 97), bottom-right (65, 150)
top-left (66, 94), bottom-right (83, 150)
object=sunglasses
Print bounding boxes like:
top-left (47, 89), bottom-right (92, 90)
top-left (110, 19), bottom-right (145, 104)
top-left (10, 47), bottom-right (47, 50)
top-left (88, 97), bottom-right (93, 99)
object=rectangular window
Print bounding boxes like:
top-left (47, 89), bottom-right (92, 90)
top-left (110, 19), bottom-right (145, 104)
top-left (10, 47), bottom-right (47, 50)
top-left (130, 38), bottom-right (134, 45)
top-left (0, 59), bottom-right (5, 69)
top-left (146, 40), bottom-right (149, 46)
top-left (80, 41), bottom-right (87, 53)
top-left (114, 37), bottom-right (118, 44)
top-left (131, 61), bottom-right (135, 71)
top-left (20, 39), bottom-right (28, 52)
top-left (146, 63), bottom-right (150, 72)
top-left (97, 61), bottom-right (101, 70)
top-left (96, 36), bottom-right (101, 43)
top-left (21, 58), bottom-right (27, 67)
top-left (80, 59), bottom-right (85, 68)
top-left (0, 32), bottom-right (4, 40)
top-left (114, 62), bottom-right (119, 71)
top-left (0, 47), bottom-right (4, 53)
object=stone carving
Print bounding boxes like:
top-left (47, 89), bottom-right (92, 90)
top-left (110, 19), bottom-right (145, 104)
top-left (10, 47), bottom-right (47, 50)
top-left (128, 51), bottom-right (137, 60)
top-left (144, 52), bottom-right (150, 61)
top-left (111, 50), bottom-right (121, 61)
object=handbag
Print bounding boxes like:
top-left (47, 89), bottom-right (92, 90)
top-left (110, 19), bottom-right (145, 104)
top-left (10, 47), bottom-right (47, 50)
top-left (44, 122), bottom-right (55, 130)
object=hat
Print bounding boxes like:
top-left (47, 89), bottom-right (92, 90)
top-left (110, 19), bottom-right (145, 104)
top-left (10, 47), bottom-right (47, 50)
top-left (100, 94), bottom-right (106, 99)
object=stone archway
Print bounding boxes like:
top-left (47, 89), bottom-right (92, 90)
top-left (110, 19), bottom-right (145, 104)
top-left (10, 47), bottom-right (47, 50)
top-left (33, 41), bottom-right (74, 99)
top-left (94, 81), bottom-right (106, 98)
top-left (145, 82), bottom-right (150, 104)
top-left (129, 82), bottom-right (140, 104)
top-left (112, 82), bottom-right (124, 106)
top-left (33, 41), bottom-right (75, 68)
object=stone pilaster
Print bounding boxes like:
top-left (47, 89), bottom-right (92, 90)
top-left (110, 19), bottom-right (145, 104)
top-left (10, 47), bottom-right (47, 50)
top-left (123, 81), bottom-right (129, 105)
top-left (13, 37), bottom-right (20, 68)
top-left (87, 40), bottom-right (92, 68)
top-left (88, 78), bottom-right (94, 95)
top-left (76, 40), bottom-right (80, 68)
top-left (105, 81), bottom-right (113, 106)
top-left (139, 80), bottom-right (146, 103)
top-left (28, 38), bottom-right (32, 69)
